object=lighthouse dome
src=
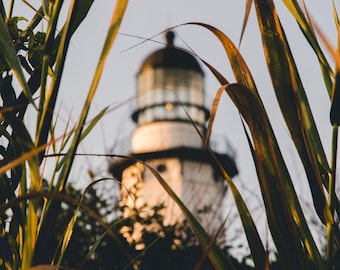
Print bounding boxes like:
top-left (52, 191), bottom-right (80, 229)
top-left (138, 31), bottom-right (204, 75)
top-left (133, 31), bottom-right (209, 126)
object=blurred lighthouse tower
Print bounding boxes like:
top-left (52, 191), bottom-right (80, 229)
top-left (110, 31), bottom-right (237, 241)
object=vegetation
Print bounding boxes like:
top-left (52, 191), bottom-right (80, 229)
top-left (34, 183), bottom-right (255, 269)
top-left (0, 0), bottom-right (339, 270)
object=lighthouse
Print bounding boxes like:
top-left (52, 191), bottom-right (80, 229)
top-left (110, 31), bottom-right (237, 243)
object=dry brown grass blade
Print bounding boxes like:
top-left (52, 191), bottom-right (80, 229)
top-left (239, 0), bottom-right (253, 47)
top-left (204, 85), bottom-right (226, 153)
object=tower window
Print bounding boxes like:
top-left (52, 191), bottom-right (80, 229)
top-left (156, 164), bottom-right (166, 173)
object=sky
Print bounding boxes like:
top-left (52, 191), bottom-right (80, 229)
top-left (57, 0), bottom-right (335, 192)
top-left (13, 0), bottom-right (337, 255)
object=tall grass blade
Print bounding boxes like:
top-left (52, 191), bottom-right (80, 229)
top-left (239, 0), bottom-right (253, 46)
top-left (332, 0), bottom-right (339, 28)
top-left (254, 0), bottom-right (332, 227)
top-left (326, 23), bottom-right (340, 267)
top-left (171, 23), bottom-right (267, 268)
top-left (177, 22), bottom-right (325, 269)
top-left (331, 73), bottom-right (340, 126)
top-left (55, 0), bottom-right (128, 190)
top-left (2, 114), bottom-right (40, 268)
top-left (35, 0), bottom-right (76, 157)
top-left (80, 106), bottom-right (109, 141)
top-left (152, 61), bottom-right (267, 268)
top-left (34, 0), bottom-right (129, 264)
top-left (330, 27), bottom-right (340, 126)
top-left (141, 160), bottom-right (235, 270)
top-left (35, 0), bottom-right (94, 159)
top-left (0, 1), bottom-right (5, 19)
top-left (283, 0), bottom-right (333, 96)
top-left (226, 83), bottom-right (325, 269)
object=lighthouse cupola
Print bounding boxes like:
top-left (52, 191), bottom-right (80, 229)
top-left (131, 31), bottom-right (209, 153)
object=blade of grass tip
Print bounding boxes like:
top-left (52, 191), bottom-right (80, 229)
top-left (332, 0), bottom-right (340, 28)
top-left (239, 0), bottom-right (253, 47)
top-left (5, 0), bottom-right (13, 20)
top-left (189, 57), bottom-right (230, 151)
top-left (80, 106), bottom-right (109, 141)
top-left (299, 0), bottom-right (333, 94)
top-left (0, 14), bottom-right (37, 110)
top-left (204, 85), bottom-right (225, 153)
top-left (49, 105), bottom-right (107, 181)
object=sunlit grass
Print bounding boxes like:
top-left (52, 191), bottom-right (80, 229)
top-left (0, 0), bottom-right (339, 269)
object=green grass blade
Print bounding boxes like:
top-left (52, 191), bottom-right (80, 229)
top-left (35, 0), bottom-right (77, 154)
top-left (176, 22), bottom-right (325, 269)
top-left (168, 23), bottom-right (267, 268)
top-left (55, 0), bottom-right (128, 190)
top-left (204, 85), bottom-right (266, 269)
top-left (35, 0), bottom-right (95, 158)
top-left (1, 110), bottom-right (40, 268)
top-left (330, 26), bottom-right (340, 126)
top-left (226, 83), bottom-right (325, 270)
top-left (80, 106), bottom-right (109, 141)
top-left (254, 0), bottom-right (331, 226)
top-left (210, 138), bottom-right (266, 269)
top-left (332, 0), bottom-right (339, 28)
top-left (283, 0), bottom-right (333, 96)
top-left (34, 1), bottom-right (129, 264)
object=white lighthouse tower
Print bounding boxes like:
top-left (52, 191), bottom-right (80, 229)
top-left (110, 31), bottom-right (237, 242)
